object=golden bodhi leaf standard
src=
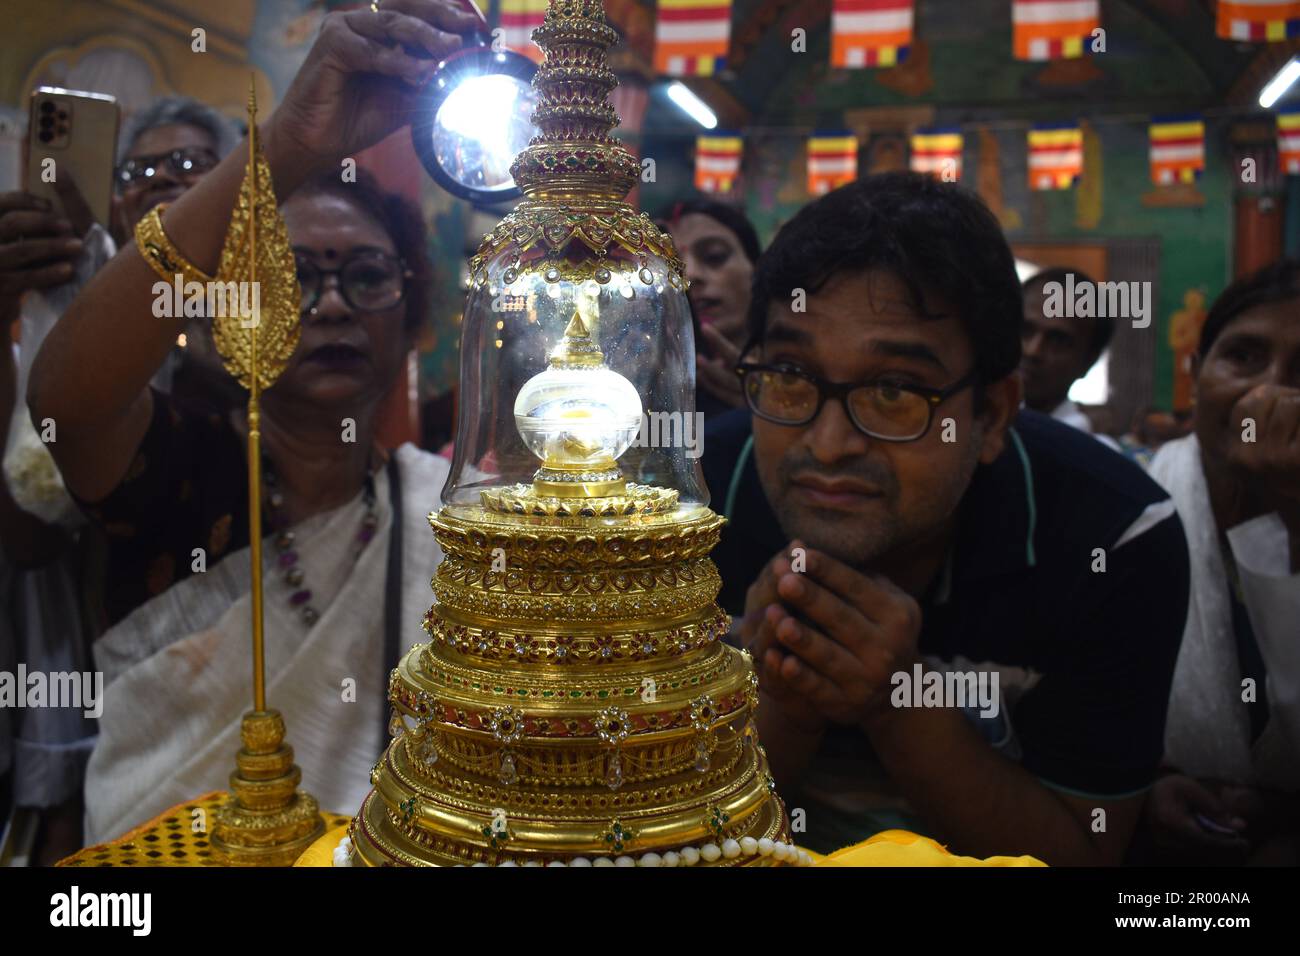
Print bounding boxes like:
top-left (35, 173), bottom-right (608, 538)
top-left (209, 114), bottom-right (301, 393)
top-left (209, 83), bottom-right (322, 866)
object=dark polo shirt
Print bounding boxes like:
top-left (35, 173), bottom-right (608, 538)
top-left (702, 408), bottom-right (1189, 849)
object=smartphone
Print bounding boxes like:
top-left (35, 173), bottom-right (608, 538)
top-left (25, 87), bottom-right (120, 230)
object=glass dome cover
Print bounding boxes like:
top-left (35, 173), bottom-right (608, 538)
top-left (440, 0), bottom-right (705, 514)
top-left (443, 234), bottom-right (706, 512)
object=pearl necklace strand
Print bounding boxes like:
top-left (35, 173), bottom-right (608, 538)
top-left (333, 833), bottom-right (813, 867)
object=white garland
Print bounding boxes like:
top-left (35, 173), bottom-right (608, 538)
top-left (332, 832), bottom-right (813, 867)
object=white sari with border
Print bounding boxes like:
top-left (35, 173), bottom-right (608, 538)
top-left (84, 443), bottom-right (448, 844)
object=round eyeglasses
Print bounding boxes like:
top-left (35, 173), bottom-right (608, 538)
top-left (295, 252), bottom-right (411, 315)
top-left (116, 147), bottom-right (219, 189)
top-left (735, 360), bottom-right (979, 442)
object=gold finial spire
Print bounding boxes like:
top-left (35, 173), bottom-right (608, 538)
top-left (563, 312), bottom-right (589, 337)
top-left (509, 0), bottom-right (639, 200)
top-left (550, 311), bottom-right (604, 367)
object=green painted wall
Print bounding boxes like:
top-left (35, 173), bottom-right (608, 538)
top-left (1008, 120), bottom-right (1234, 407)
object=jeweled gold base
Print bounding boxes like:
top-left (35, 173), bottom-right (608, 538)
top-left (210, 709), bottom-right (326, 866)
top-left (346, 493), bottom-right (792, 867)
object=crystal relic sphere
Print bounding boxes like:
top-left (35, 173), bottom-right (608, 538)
top-left (513, 364), bottom-right (643, 469)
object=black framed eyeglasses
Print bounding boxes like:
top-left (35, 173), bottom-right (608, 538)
top-left (295, 251), bottom-right (411, 315)
top-left (735, 360), bottom-right (979, 442)
top-left (116, 147), bottom-right (219, 188)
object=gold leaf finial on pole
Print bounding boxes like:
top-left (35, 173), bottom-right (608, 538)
top-left (210, 74), bottom-right (323, 866)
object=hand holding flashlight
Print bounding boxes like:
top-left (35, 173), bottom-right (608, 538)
top-left (265, 0), bottom-right (482, 182)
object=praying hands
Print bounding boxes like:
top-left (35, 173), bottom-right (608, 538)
top-left (738, 540), bottom-right (922, 731)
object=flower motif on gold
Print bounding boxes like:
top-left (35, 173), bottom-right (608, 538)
top-left (630, 632), bottom-right (658, 660)
top-left (690, 695), bottom-right (716, 733)
top-left (487, 706), bottom-right (525, 745)
top-left (594, 706), bottom-right (630, 746)
top-left (474, 629), bottom-right (501, 658)
top-left (592, 634), bottom-right (620, 663)
top-left (552, 635), bottom-right (576, 664)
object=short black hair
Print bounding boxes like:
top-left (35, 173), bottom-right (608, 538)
top-left (661, 196), bottom-right (762, 264)
top-left (747, 171), bottom-right (1022, 384)
top-left (1022, 266), bottom-right (1113, 359)
top-left (1199, 258), bottom-right (1300, 357)
top-left (289, 168), bottom-right (433, 335)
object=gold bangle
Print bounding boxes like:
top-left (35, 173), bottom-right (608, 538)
top-left (134, 203), bottom-right (214, 286)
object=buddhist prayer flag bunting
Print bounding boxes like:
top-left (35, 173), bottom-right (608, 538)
top-left (1012, 0), bottom-right (1100, 60)
top-left (1279, 108), bottom-right (1300, 174)
top-left (654, 0), bottom-right (732, 77)
top-left (498, 0), bottom-right (548, 63)
top-left (1027, 123), bottom-right (1083, 189)
top-left (695, 133), bottom-right (743, 193)
top-left (807, 132), bottom-right (858, 195)
top-left (1149, 116), bottom-right (1205, 185)
top-left (909, 127), bottom-right (963, 181)
top-left (1216, 1), bottom-right (1300, 40)
top-left (831, 0), bottom-right (914, 68)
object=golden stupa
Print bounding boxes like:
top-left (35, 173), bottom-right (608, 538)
top-left (341, 0), bottom-right (802, 867)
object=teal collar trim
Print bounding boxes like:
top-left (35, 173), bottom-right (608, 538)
top-left (725, 434), bottom-right (754, 521)
top-left (1008, 427), bottom-right (1037, 568)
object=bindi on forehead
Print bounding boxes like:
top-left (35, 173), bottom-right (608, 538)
top-left (285, 201), bottom-right (394, 256)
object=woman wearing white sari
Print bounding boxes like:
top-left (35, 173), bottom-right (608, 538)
top-left (27, 0), bottom-right (484, 843)
top-left (1144, 259), bottom-right (1300, 865)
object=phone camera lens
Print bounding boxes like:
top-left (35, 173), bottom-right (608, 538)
top-left (38, 130), bottom-right (53, 143)
top-left (39, 116), bottom-right (53, 129)
top-left (56, 110), bottom-right (68, 121)
top-left (39, 101), bottom-right (54, 114)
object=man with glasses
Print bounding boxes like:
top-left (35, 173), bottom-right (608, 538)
top-left (702, 172), bottom-right (1190, 865)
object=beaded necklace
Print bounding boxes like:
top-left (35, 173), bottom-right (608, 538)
top-left (261, 452), bottom-right (381, 626)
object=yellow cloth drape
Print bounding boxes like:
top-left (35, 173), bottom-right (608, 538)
top-left (808, 829), bottom-right (1045, 867)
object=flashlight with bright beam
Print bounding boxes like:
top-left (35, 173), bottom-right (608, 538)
top-left (410, 0), bottom-right (540, 205)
